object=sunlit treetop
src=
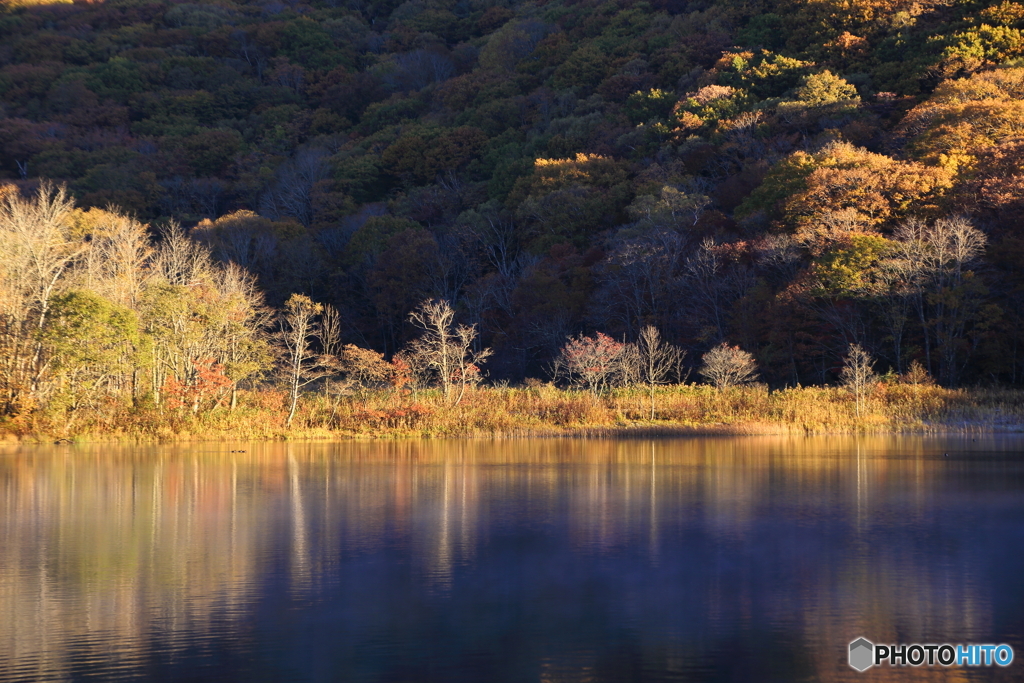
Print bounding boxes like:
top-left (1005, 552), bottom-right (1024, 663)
top-left (898, 67), bottom-right (1024, 171)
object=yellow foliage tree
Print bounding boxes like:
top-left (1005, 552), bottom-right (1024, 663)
top-left (897, 67), bottom-right (1024, 172)
top-left (530, 153), bottom-right (628, 190)
top-left (738, 142), bottom-right (951, 253)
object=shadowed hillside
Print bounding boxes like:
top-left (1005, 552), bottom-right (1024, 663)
top-left (3, 0), bottom-right (1024, 436)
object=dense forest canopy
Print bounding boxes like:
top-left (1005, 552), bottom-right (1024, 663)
top-left (2, 0), bottom-right (1024, 403)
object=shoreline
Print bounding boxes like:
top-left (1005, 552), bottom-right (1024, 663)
top-left (6, 420), bottom-right (1024, 446)
top-left (4, 384), bottom-right (1024, 445)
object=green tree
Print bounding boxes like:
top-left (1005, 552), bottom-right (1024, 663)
top-left (794, 70), bottom-right (860, 106)
top-left (42, 290), bottom-right (139, 420)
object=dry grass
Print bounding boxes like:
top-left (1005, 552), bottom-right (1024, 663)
top-left (1, 0), bottom-right (75, 8)
top-left (4, 382), bottom-right (1024, 443)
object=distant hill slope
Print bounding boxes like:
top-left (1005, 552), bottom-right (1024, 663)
top-left (2, 0), bottom-right (1024, 385)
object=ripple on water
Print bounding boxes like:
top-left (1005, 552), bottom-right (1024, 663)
top-left (0, 436), bottom-right (1022, 682)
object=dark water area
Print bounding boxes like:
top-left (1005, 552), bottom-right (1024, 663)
top-left (1, 436), bottom-right (1022, 682)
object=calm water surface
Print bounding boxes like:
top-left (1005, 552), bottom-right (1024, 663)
top-left (1, 436), bottom-right (1022, 682)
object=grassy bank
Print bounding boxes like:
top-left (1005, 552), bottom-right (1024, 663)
top-left (4, 383), bottom-right (1024, 444)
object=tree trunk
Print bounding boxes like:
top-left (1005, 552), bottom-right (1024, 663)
top-left (287, 360), bottom-right (300, 427)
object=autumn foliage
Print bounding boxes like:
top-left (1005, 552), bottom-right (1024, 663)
top-left (4, 0), bottom-right (1024, 438)
top-left (163, 359), bottom-right (233, 413)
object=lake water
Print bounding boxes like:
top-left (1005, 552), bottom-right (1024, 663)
top-left (1, 436), bottom-right (1022, 682)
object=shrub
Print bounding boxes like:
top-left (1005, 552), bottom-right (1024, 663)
top-left (700, 343), bottom-right (760, 389)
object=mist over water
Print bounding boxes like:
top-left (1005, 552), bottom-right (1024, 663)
top-left (1, 437), bottom-right (1022, 682)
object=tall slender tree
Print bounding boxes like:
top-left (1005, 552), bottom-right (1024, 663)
top-left (279, 293), bottom-right (324, 426)
top-left (408, 299), bottom-right (492, 405)
top-left (841, 343), bottom-right (877, 419)
top-left (624, 326), bottom-right (685, 420)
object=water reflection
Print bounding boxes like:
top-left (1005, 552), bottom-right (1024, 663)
top-left (1, 436), bottom-right (1022, 682)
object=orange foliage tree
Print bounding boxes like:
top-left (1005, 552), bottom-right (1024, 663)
top-left (897, 67), bottom-right (1024, 172)
top-left (163, 358), bottom-right (233, 413)
top-left (738, 141), bottom-right (952, 253)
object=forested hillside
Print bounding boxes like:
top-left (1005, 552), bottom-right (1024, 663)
top-left (2, 0), bottom-right (1024, 403)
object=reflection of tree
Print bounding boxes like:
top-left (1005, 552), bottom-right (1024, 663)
top-left (0, 437), bottom-right (1003, 682)
top-left (0, 449), bottom-right (268, 681)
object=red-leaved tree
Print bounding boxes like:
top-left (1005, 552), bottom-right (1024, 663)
top-left (556, 332), bottom-right (626, 393)
top-left (164, 358), bottom-right (233, 413)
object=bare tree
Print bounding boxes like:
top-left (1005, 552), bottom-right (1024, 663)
top-left (319, 304), bottom-right (344, 360)
top-left (891, 216), bottom-right (987, 385)
top-left (840, 343), bottom-right (877, 418)
top-left (623, 325), bottom-right (685, 419)
top-left (682, 238), bottom-right (754, 343)
top-left (429, 229), bottom-right (479, 306)
top-left (479, 214), bottom-right (520, 280)
top-left (279, 293), bottom-right (324, 426)
top-left (155, 222), bottom-right (213, 286)
top-left (233, 29), bottom-right (269, 81)
top-left (261, 148), bottom-right (331, 228)
top-left (873, 257), bottom-right (914, 375)
top-left (145, 223), bottom-right (217, 406)
top-left (407, 299), bottom-right (492, 405)
top-left (699, 343), bottom-right (759, 389)
top-left (0, 183), bottom-right (83, 410)
top-left (78, 210), bottom-right (154, 311)
top-left (216, 263), bottom-right (272, 410)
top-left (594, 230), bottom-right (685, 338)
top-left (313, 303), bottom-right (350, 407)
top-left (901, 359), bottom-right (934, 387)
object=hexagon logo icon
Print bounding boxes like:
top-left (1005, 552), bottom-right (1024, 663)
top-left (849, 638), bottom-right (874, 672)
